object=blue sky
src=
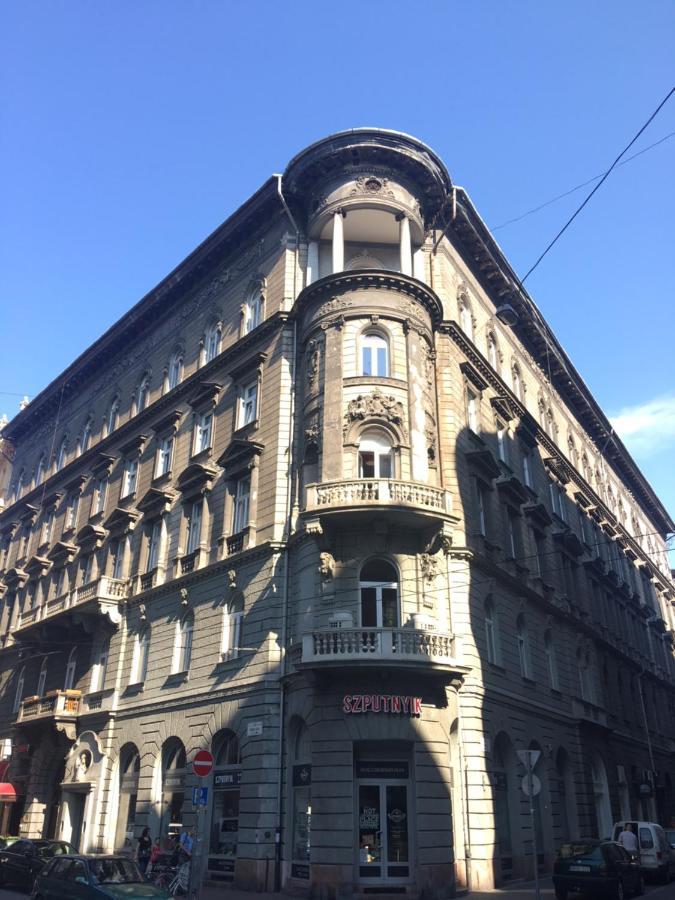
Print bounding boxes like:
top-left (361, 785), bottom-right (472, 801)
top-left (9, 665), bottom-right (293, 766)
top-left (1, 1), bottom-right (673, 547)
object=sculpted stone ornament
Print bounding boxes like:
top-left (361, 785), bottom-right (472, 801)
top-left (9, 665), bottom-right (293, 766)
top-left (227, 569), bottom-right (237, 589)
top-left (419, 553), bottom-right (439, 584)
top-left (305, 340), bottom-right (321, 388)
top-left (318, 552), bottom-right (335, 581)
top-left (344, 390), bottom-right (406, 437)
top-left (426, 427), bottom-right (437, 463)
top-left (180, 587), bottom-right (189, 607)
top-left (75, 750), bottom-right (91, 782)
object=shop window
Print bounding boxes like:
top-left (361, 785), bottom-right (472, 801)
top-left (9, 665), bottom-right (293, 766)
top-left (64, 648), bottom-right (77, 691)
top-left (209, 731), bottom-right (241, 882)
top-left (116, 745), bottom-right (140, 851)
top-left (359, 559), bottom-right (399, 628)
top-left (161, 740), bottom-right (186, 842)
top-left (358, 432), bottom-right (393, 479)
top-left (291, 723), bottom-right (311, 880)
top-left (361, 332), bottom-right (389, 377)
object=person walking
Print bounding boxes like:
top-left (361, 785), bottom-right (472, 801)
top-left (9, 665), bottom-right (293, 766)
top-left (618, 823), bottom-right (639, 859)
top-left (137, 826), bottom-right (152, 874)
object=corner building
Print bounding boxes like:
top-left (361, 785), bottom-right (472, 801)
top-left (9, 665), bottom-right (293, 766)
top-left (0, 129), bottom-right (674, 897)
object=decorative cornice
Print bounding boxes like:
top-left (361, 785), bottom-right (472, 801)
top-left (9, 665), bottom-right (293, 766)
top-left (216, 439), bottom-right (264, 477)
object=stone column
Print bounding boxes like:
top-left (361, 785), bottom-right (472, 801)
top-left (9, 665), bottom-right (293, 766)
top-left (399, 216), bottom-right (412, 276)
top-left (307, 241), bottom-right (319, 286)
top-left (332, 211), bottom-right (344, 274)
top-left (320, 320), bottom-right (344, 482)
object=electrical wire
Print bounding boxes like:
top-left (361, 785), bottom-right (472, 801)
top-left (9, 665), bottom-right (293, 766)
top-left (520, 86), bottom-right (675, 284)
top-left (491, 130), bottom-right (675, 232)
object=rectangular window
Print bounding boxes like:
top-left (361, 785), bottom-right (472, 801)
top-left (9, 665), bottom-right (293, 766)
top-left (239, 381), bottom-right (258, 428)
top-left (41, 510), bottom-right (54, 546)
top-left (232, 478), bottom-right (251, 533)
top-left (122, 458), bottom-right (138, 498)
top-left (476, 481), bottom-right (488, 537)
top-left (485, 616), bottom-right (496, 665)
top-left (186, 502), bottom-right (203, 554)
top-left (517, 631), bottom-right (529, 678)
top-left (522, 449), bottom-right (533, 489)
top-left (82, 554), bottom-right (94, 585)
top-left (110, 538), bottom-right (126, 580)
top-left (194, 412), bottom-right (213, 455)
top-left (505, 508), bottom-right (520, 559)
top-left (534, 531), bottom-right (546, 578)
top-left (147, 520), bottom-right (162, 571)
top-left (155, 435), bottom-right (173, 478)
top-left (496, 422), bottom-right (509, 464)
top-left (222, 609), bottom-right (244, 658)
top-left (467, 387), bottom-right (479, 434)
top-left (66, 493), bottom-right (80, 530)
top-left (93, 477), bottom-right (107, 516)
top-left (91, 641), bottom-right (109, 693)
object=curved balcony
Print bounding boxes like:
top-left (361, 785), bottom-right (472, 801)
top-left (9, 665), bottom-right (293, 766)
top-left (299, 627), bottom-right (467, 681)
top-left (13, 576), bottom-right (126, 642)
top-left (303, 479), bottom-right (453, 532)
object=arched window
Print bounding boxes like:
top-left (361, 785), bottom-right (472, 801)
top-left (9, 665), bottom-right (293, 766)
top-left (512, 364), bottom-right (523, 402)
top-left (116, 744), bottom-right (141, 850)
top-left (131, 626), bottom-right (150, 684)
top-left (35, 455), bottom-right (46, 487)
top-left (244, 291), bottom-right (264, 334)
top-left (161, 739), bottom-right (186, 840)
top-left (544, 630), bottom-right (559, 690)
top-left (13, 470), bottom-right (25, 501)
top-left (79, 418), bottom-right (93, 456)
top-left (203, 322), bottom-right (222, 364)
top-left (485, 597), bottom-right (499, 665)
top-left (166, 350), bottom-right (184, 392)
top-left (221, 598), bottom-right (244, 659)
top-left (64, 647), bottom-right (77, 691)
top-left (359, 559), bottom-right (398, 628)
top-left (12, 667), bottom-right (25, 714)
top-left (135, 375), bottom-right (150, 414)
top-left (516, 614), bottom-right (531, 679)
top-left (358, 431), bottom-right (393, 479)
top-left (214, 731), bottom-right (240, 767)
top-left (91, 638), bottom-right (109, 692)
top-left (459, 297), bottom-right (474, 340)
top-left (173, 613), bottom-right (194, 673)
top-left (361, 332), bottom-right (389, 377)
top-left (55, 438), bottom-right (68, 472)
top-left (107, 395), bottom-right (120, 435)
top-left (37, 657), bottom-right (48, 697)
top-left (591, 754), bottom-right (612, 838)
top-left (487, 333), bottom-right (499, 373)
top-left (567, 434), bottom-right (578, 467)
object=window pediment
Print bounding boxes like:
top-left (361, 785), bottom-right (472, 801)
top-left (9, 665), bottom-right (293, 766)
top-left (228, 351), bottom-right (268, 382)
top-left (574, 490), bottom-right (593, 508)
top-left (459, 361), bottom-right (489, 392)
top-left (515, 416), bottom-right (538, 448)
top-left (25, 555), bottom-right (50, 578)
top-left (524, 502), bottom-right (553, 529)
top-left (104, 507), bottom-right (140, 536)
top-left (47, 541), bottom-right (77, 566)
top-left (3, 566), bottom-right (28, 589)
top-left (465, 448), bottom-right (500, 482)
top-left (553, 530), bottom-right (585, 557)
top-left (177, 461), bottom-right (218, 498)
top-left (151, 409), bottom-right (183, 436)
top-left (119, 434), bottom-right (149, 457)
top-left (496, 475), bottom-right (530, 506)
top-left (187, 381), bottom-right (222, 411)
top-left (137, 487), bottom-right (175, 518)
top-left (40, 490), bottom-right (63, 512)
top-left (65, 472), bottom-right (89, 493)
top-left (216, 439), bottom-right (264, 478)
top-left (91, 453), bottom-right (117, 477)
top-left (544, 456), bottom-right (571, 485)
top-left (76, 523), bottom-right (107, 551)
top-left (490, 396), bottom-right (515, 423)
top-left (0, 521), bottom-right (19, 540)
top-left (19, 504), bottom-right (39, 527)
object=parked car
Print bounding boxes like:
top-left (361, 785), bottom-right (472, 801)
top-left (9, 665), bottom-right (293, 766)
top-left (31, 855), bottom-right (171, 899)
top-left (665, 827), bottom-right (675, 850)
top-left (0, 835), bottom-right (20, 848)
top-left (612, 820), bottom-right (675, 882)
top-left (553, 840), bottom-right (644, 899)
top-left (0, 839), bottom-right (77, 891)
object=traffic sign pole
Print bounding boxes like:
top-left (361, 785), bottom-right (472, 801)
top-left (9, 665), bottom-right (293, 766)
top-left (189, 750), bottom-right (214, 899)
top-left (517, 750), bottom-right (542, 900)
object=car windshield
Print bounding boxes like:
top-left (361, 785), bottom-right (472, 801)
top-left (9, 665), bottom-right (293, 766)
top-left (35, 842), bottom-right (74, 858)
top-left (558, 842), bottom-right (604, 863)
top-left (89, 858), bottom-right (143, 884)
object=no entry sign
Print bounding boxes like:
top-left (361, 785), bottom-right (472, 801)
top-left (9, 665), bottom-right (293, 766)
top-left (192, 749), bottom-right (214, 778)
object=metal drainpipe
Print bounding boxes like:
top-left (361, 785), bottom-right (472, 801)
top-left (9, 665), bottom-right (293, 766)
top-left (274, 174), bottom-right (300, 891)
top-left (637, 667), bottom-right (657, 796)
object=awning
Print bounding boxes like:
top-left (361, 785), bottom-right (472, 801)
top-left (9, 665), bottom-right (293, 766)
top-left (0, 783), bottom-right (17, 802)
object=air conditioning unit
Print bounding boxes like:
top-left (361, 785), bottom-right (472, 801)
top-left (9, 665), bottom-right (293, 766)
top-left (329, 611), bottom-right (353, 629)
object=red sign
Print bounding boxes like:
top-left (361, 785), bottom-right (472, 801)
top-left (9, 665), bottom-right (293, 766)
top-left (342, 694), bottom-right (422, 716)
top-left (192, 749), bottom-right (214, 777)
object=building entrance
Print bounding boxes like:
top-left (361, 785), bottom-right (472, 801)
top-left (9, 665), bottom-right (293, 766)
top-left (356, 761), bottom-right (411, 885)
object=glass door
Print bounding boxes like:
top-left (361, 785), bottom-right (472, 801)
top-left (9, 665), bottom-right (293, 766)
top-left (357, 782), bottom-right (410, 883)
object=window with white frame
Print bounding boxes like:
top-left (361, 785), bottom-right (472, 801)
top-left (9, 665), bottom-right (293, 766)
top-left (54, 567), bottom-right (66, 599)
top-left (466, 386), bottom-right (479, 433)
top-left (496, 421), bottom-right (509, 464)
top-left (361, 332), bottom-right (389, 377)
top-left (186, 500), bottom-right (203, 554)
top-left (93, 476), bottom-right (107, 516)
top-left (155, 434), bottom-right (174, 478)
top-left (37, 657), bottom-right (48, 697)
top-left (64, 648), bottom-right (77, 691)
top-left (238, 380), bottom-right (258, 428)
top-left (358, 431), bottom-right (393, 478)
top-left (244, 293), bottom-right (263, 334)
top-left (131, 626), bottom-right (150, 684)
top-left (516, 615), bottom-right (531, 679)
top-left (80, 419), bottom-right (92, 455)
top-left (35, 456), bottom-right (46, 487)
top-left (136, 376), bottom-right (150, 414)
top-left (12, 667), bottom-right (25, 714)
top-left (193, 411), bottom-right (213, 455)
top-left (459, 298), bottom-right (473, 340)
top-left (487, 334), bottom-right (499, 373)
top-left (166, 351), bottom-right (184, 392)
top-left (55, 438), bottom-right (67, 472)
top-left (147, 519), bottom-right (162, 572)
top-left (505, 507), bottom-right (521, 559)
top-left (522, 447), bottom-right (533, 489)
top-left (65, 493), bottom-right (80, 531)
top-left (110, 537), bottom-right (127, 580)
top-left (121, 458), bottom-right (138, 498)
top-left (221, 603), bottom-right (244, 659)
top-left (90, 639), bottom-right (109, 692)
top-left (485, 598), bottom-right (498, 665)
top-left (203, 322), bottom-right (222, 364)
top-left (82, 553), bottom-right (95, 585)
top-left (41, 509), bottom-right (55, 546)
top-left (107, 396), bottom-right (120, 435)
top-left (172, 614), bottom-right (194, 673)
top-left (544, 630), bottom-right (559, 690)
top-left (232, 478), bottom-right (250, 534)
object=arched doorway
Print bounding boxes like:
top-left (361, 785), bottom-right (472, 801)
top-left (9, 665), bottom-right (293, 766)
top-left (160, 739), bottom-right (186, 842)
top-left (115, 744), bottom-right (140, 850)
top-left (555, 748), bottom-right (577, 843)
top-left (491, 733), bottom-right (518, 882)
top-left (207, 730), bottom-right (241, 884)
top-left (591, 754), bottom-right (612, 838)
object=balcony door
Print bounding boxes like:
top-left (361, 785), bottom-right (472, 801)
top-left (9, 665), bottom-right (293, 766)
top-left (360, 560), bottom-right (399, 628)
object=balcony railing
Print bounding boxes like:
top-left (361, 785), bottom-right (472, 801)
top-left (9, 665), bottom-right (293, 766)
top-left (180, 551), bottom-right (198, 574)
top-left (15, 577), bottom-right (127, 632)
top-left (572, 697), bottom-right (609, 729)
top-left (80, 688), bottom-right (115, 716)
top-left (305, 480), bottom-right (452, 515)
top-left (301, 627), bottom-right (458, 670)
top-left (18, 690), bottom-right (81, 723)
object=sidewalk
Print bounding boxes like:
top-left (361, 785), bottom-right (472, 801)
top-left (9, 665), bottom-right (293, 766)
top-left (197, 880), bottom-right (556, 900)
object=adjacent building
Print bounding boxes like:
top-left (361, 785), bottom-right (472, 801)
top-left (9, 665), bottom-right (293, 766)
top-left (0, 128), bottom-right (673, 896)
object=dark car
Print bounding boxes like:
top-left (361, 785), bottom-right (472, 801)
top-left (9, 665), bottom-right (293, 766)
top-left (30, 855), bottom-right (171, 899)
top-left (553, 840), bottom-right (644, 899)
top-left (0, 839), bottom-right (77, 891)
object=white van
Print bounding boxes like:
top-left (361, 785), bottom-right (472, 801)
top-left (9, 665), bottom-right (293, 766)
top-left (612, 821), bottom-right (675, 882)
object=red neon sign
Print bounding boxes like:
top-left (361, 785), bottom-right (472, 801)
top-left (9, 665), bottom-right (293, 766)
top-left (342, 694), bottom-right (422, 716)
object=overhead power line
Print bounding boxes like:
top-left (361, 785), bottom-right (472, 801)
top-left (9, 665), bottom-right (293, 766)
top-left (492, 130), bottom-right (675, 231)
top-left (520, 85), bottom-right (675, 284)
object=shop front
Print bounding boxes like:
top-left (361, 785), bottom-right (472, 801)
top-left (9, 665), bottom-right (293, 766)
top-left (206, 730), bottom-right (241, 884)
top-left (356, 756), bottom-right (412, 886)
